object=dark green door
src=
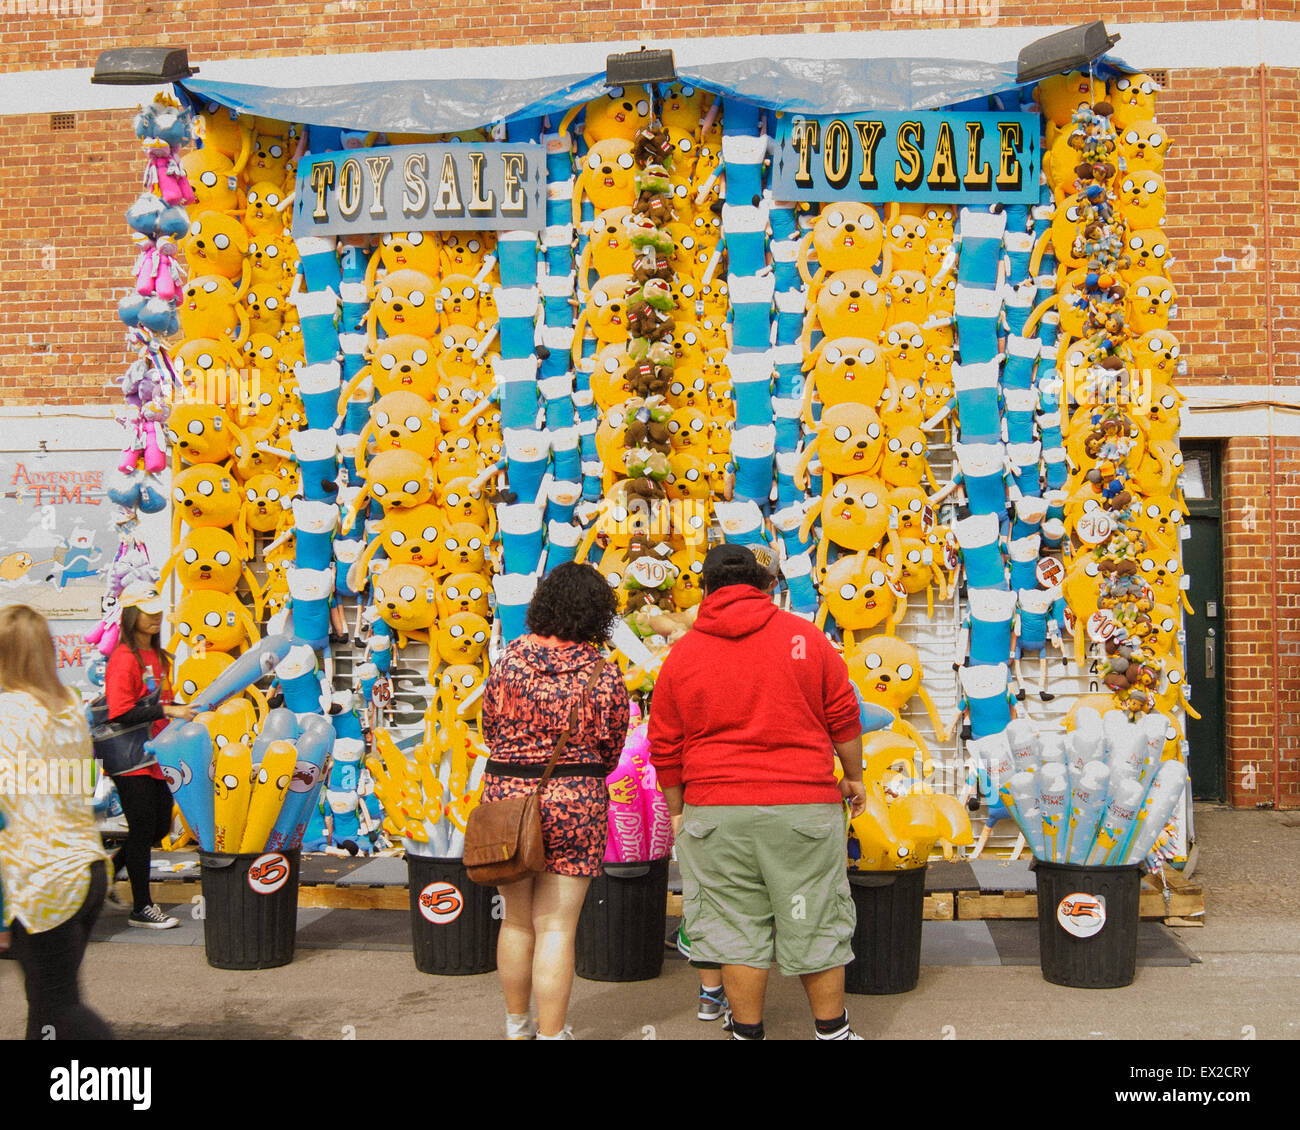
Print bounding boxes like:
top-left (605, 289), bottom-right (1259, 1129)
top-left (1180, 444), bottom-right (1226, 801)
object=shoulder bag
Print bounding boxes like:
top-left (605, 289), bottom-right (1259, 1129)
top-left (463, 658), bottom-right (606, 887)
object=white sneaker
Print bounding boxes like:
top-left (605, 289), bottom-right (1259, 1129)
top-left (128, 904), bottom-right (179, 930)
top-left (506, 1013), bottom-right (536, 1040)
top-left (535, 1026), bottom-right (574, 1040)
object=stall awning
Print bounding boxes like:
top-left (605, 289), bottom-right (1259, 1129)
top-left (176, 53), bottom-right (1136, 137)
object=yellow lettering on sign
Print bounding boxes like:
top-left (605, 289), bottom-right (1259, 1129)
top-left (853, 120), bottom-right (886, 190)
top-left (364, 155), bottom-right (392, 218)
top-left (894, 121), bottom-right (924, 190)
top-left (310, 162), bottom-right (335, 221)
top-left (337, 157), bottom-right (363, 220)
top-left (791, 119), bottom-right (820, 190)
top-left (964, 121), bottom-right (992, 190)
top-left (926, 120), bottom-right (960, 190)
top-left (501, 153), bottom-right (528, 215)
top-left (996, 121), bottom-right (1024, 190)
top-left (432, 154), bottom-right (464, 215)
top-left (467, 152), bottom-right (496, 214)
top-left (402, 152), bottom-right (429, 216)
top-left (822, 118), bottom-right (852, 190)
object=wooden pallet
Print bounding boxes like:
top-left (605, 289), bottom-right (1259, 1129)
top-left (955, 882), bottom-right (1205, 924)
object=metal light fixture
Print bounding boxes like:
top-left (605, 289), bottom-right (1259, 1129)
top-left (605, 46), bottom-right (676, 88)
top-left (91, 47), bottom-right (198, 86)
top-left (1016, 22), bottom-right (1120, 85)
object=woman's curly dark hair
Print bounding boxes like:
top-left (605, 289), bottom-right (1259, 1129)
top-left (525, 561), bottom-right (619, 644)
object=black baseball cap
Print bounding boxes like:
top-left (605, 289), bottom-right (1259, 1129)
top-left (701, 542), bottom-right (779, 592)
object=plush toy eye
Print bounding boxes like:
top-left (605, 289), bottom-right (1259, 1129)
top-left (685, 468), bottom-right (701, 482)
top-left (398, 585), bottom-right (417, 602)
top-left (1129, 235), bottom-right (1145, 250)
top-left (389, 530), bottom-right (408, 547)
top-left (203, 611), bottom-right (222, 628)
top-left (200, 171), bottom-right (218, 187)
top-left (827, 279), bottom-right (846, 296)
top-left (1159, 289), bottom-right (1173, 303)
top-left (1065, 205), bottom-right (1081, 222)
top-left (203, 279), bottom-right (220, 294)
top-left (1141, 557), bottom-right (1156, 572)
top-left (862, 279), bottom-right (879, 296)
top-left (380, 287), bottom-right (395, 302)
top-left (178, 622), bottom-right (191, 637)
top-left (909, 334), bottom-right (924, 349)
top-left (907, 550), bottom-right (922, 564)
top-left (911, 441), bottom-right (924, 455)
top-left (1144, 178), bottom-right (1161, 195)
top-left (634, 99), bottom-right (651, 116)
top-left (1136, 285), bottom-right (1152, 299)
top-left (864, 492), bottom-right (879, 508)
top-left (823, 345), bottom-right (843, 364)
top-left (831, 481), bottom-right (848, 499)
top-left (888, 437), bottom-right (902, 452)
top-left (264, 192), bottom-right (280, 207)
top-left (870, 570), bottom-right (886, 586)
top-left (267, 488), bottom-right (280, 501)
top-left (914, 278), bottom-right (927, 293)
top-left (825, 210), bottom-right (844, 229)
top-left (616, 152), bottom-right (635, 170)
top-left (1152, 243), bottom-right (1167, 257)
top-left (197, 480), bottom-right (215, 496)
top-left (1148, 132), bottom-right (1164, 148)
top-left (264, 295), bottom-right (279, 310)
top-left (247, 190), bottom-right (260, 204)
top-left (407, 290), bottom-right (426, 307)
top-left (838, 583), bottom-right (857, 600)
top-left (373, 483), bottom-right (389, 497)
top-left (1122, 178), bottom-right (1135, 193)
top-left (1125, 130), bottom-right (1140, 144)
top-left (1168, 669), bottom-right (1182, 685)
top-left (833, 425), bottom-right (852, 442)
top-left (375, 412), bottom-right (392, 428)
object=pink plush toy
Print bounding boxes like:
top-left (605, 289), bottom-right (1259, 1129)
top-left (134, 236), bottom-right (185, 302)
top-left (142, 138), bottom-right (195, 207)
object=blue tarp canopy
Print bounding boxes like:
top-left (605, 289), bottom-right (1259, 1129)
top-left (176, 54), bottom-right (1136, 137)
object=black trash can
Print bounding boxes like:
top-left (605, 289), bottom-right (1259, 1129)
top-left (406, 854), bottom-right (500, 976)
top-left (199, 849), bottom-right (300, 970)
top-left (1033, 859), bottom-right (1143, 989)
top-left (575, 859), bottom-right (669, 982)
top-left (844, 866), bottom-right (926, 995)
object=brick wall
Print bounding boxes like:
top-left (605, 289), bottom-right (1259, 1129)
top-left (0, 4), bottom-right (1296, 806)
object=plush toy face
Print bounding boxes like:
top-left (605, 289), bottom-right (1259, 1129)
top-left (180, 276), bottom-right (245, 342)
top-left (884, 214), bottom-right (930, 273)
top-left (663, 450), bottom-right (709, 502)
top-left (582, 86), bottom-right (652, 146)
top-left (808, 203), bottom-right (885, 277)
top-left (167, 403), bottom-right (238, 464)
top-left (1110, 74), bottom-right (1160, 129)
top-left (173, 464), bottom-right (241, 530)
top-left (1035, 71), bottom-right (1106, 128)
top-left (174, 591), bottom-right (249, 654)
top-left (1048, 199), bottom-right (1086, 266)
top-left (436, 274), bottom-right (484, 331)
top-left (439, 232), bottom-right (494, 277)
top-left (880, 324), bottom-right (928, 385)
top-left (436, 573), bottom-right (490, 619)
top-left (247, 235), bottom-right (294, 287)
top-left (433, 431), bottom-right (482, 484)
top-left (884, 488), bottom-right (929, 544)
top-left (368, 391), bottom-right (440, 460)
top-left (439, 476), bottom-right (491, 530)
top-left (1122, 229), bottom-right (1172, 282)
top-left (175, 338), bottom-right (243, 400)
top-left (880, 426), bottom-right (929, 488)
top-left (182, 212), bottom-right (248, 280)
top-left (812, 338), bottom-right (889, 408)
top-left (437, 522), bottom-right (489, 575)
top-left (884, 536), bottom-right (935, 597)
top-left (848, 635), bottom-right (924, 711)
top-left (368, 334), bottom-right (437, 400)
top-left (1141, 381), bottom-right (1184, 443)
top-left (582, 273), bottom-right (634, 346)
top-left (248, 133), bottom-right (294, 186)
top-left (587, 207), bottom-right (637, 278)
top-left (373, 230), bottom-right (441, 278)
top-left (243, 473), bottom-right (288, 533)
top-left (242, 283), bottom-right (287, 336)
top-left (1137, 552), bottom-right (1184, 608)
top-left (373, 564), bottom-right (438, 633)
top-left (372, 270), bottom-right (439, 339)
top-left (174, 651), bottom-right (235, 702)
top-left (172, 528), bottom-right (244, 592)
top-left (1116, 172), bottom-right (1167, 230)
top-left (666, 367), bottom-right (708, 412)
top-left (579, 140), bottom-right (638, 211)
top-left (1115, 120), bottom-right (1168, 176)
top-left (243, 181), bottom-right (290, 236)
top-left (589, 345), bottom-right (635, 410)
top-left (817, 271), bottom-right (888, 341)
top-left (880, 375), bottom-right (925, 431)
top-left (375, 504), bottom-right (442, 569)
top-left (437, 662), bottom-right (487, 720)
top-left (181, 148), bottom-right (242, 214)
top-left (821, 553), bottom-right (897, 631)
top-left (659, 83), bottom-right (709, 135)
top-left (667, 406), bottom-right (708, 454)
top-left (1128, 276), bottom-right (1177, 336)
top-left (436, 611), bottom-right (491, 667)
top-left (920, 372), bottom-right (954, 424)
top-left (820, 474), bottom-right (892, 552)
top-left (817, 403), bottom-right (884, 478)
top-left (1121, 329), bottom-right (1180, 385)
top-left (366, 448), bottom-right (436, 511)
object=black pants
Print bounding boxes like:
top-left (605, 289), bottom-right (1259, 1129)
top-left (10, 859), bottom-right (115, 1040)
top-left (109, 773), bottom-right (174, 912)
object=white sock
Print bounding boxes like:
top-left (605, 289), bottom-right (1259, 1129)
top-left (506, 1012), bottom-right (535, 1039)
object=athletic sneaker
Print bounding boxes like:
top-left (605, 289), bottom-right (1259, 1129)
top-left (814, 1018), bottom-right (864, 1040)
top-left (721, 1010), bottom-right (765, 1040)
top-left (506, 1013), bottom-right (536, 1040)
top-left (698, 987), bottom-right (728, 1021)
top-left (535, 1026), bottom-right (574, 1040)
top-left (128, 904), bottom-right (179, 930)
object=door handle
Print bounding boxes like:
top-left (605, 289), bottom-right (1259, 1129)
top-left (1205, 629), bottom-right (1216, 679)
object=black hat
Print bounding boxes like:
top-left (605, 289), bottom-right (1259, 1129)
top-left (701, 542), bottom-right (779, 592)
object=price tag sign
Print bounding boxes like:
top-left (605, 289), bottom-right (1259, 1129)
top-left (1086, 609), bottom-right (1118, 644)
top-left (1075, 511), bottom-right (1114, 546)
top-left (418, 881), bottom-right (464, 925)
top-left (247, 853), bottom-right (291, 895)
top-left (1036, 556), bottom-right (1065, 588)
top-left (944, 533), bottom-right (961, 572)
top-left (371, 677), bottom-right (393, 708)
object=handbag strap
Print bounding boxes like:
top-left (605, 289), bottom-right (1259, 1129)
top-left (535, 658), bottom-right (607, 793)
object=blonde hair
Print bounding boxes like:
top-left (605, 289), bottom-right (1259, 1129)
top-left (0, 604), bottom-right (75, 714)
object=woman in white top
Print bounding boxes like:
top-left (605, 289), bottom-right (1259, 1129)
top-left (0, 604), bottom-right (114, 1040)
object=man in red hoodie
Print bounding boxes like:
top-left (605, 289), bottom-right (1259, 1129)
top-left (649, 543), bottom-right (867, 1041)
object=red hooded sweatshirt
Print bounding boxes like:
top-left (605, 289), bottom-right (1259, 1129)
top-left (648, 584), bottom-right (862, 807)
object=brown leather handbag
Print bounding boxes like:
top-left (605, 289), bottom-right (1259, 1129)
top-left (463, 658), bottom-right (607, 886)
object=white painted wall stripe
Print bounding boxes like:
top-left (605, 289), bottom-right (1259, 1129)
top-left (0, 18), bottom-right (1295, 116)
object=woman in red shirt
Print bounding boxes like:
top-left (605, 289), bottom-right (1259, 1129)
top-left (104, 588), bottom-right (194, 929)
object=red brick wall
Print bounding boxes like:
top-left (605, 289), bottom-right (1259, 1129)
top-left (0, 5), bottom-right (1296, 806)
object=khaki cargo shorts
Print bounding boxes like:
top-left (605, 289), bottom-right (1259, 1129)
top-left (676, 803), bottom-right (856, 976)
